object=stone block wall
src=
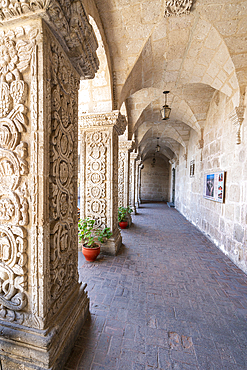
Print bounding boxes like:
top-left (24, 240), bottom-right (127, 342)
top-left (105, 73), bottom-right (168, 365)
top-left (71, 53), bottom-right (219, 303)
top-left (141, 156), bottom-right (170, 201)
top-left (175, 91), bottom-right (247, 273)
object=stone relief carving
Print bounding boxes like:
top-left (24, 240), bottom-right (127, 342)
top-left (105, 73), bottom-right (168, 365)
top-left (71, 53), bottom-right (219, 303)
top-left (0, 27), bottom-right (36, 323)
top-left (164, 0), bottom-right (193, 17)
top-left (49, 41), bottom-right (79, 315)
top-left (85, 131), bottom-right (109, 227)
top-left (0, 0), bottom-right (99, 79)
top-left (129, 159), bottom-right (133, 205)
top-left (118, 150), bottom-right (125, 207)
top-left (229, 106), bottom-right (246, 145)
top-left (80, 111), bottom-right (127, 136)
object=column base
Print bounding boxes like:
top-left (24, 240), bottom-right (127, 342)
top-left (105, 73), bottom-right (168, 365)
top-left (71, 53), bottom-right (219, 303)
top-left (126, 213), bottom-right (132, 227)
top-left (0, 284), bottom-right (89, 370)
top-left (100, 229), bottom-right (122, 256)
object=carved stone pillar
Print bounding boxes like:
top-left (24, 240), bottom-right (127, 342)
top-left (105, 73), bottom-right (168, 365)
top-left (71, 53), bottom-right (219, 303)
top-left (79, 111), bottom-right (127, 255)
top-left (129, 152), bottom-right (138, 214)
top-left (118, 140), bottom-right (134, 208)
top-left (0, 2), bottom-right (98, 369)
top-left (135, 160), bottom-right (142, 208)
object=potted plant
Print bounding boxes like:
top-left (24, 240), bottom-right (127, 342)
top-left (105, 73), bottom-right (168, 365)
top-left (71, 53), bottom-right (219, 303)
top-left (118, 206), bottom-right (133, 229)
top-left (78, 217), bottom-right (112, 262)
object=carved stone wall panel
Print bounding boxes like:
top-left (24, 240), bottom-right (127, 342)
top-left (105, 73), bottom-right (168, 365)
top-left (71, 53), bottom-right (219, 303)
top-left (129, 160), bottom-right (133, 206)
top-left (48, 28), bottom-right (80, 320)
top-left (0, 25), bottom-right (39, 326)
top-left (164, 0), bottom-right (193, 17)
top-left (85, 130), bottom-right (109, 227)
top-left (118, 150), bottom-right (126, 208)
top-left (112, 128), bottom-right (119, 232)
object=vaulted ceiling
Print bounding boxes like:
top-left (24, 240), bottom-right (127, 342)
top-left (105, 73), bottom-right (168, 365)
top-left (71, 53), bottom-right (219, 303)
top-left (81, 0), bottom-right (247, 162)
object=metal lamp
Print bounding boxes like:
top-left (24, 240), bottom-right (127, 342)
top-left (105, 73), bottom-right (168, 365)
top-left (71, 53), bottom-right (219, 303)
top-left (161, 91), bottom-right (171, 120)
top-left (156, 137), bottom-right (160, 152)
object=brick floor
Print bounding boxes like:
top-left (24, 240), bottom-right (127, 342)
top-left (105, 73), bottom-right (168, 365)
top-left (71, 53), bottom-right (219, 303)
top-left (65, 203), bottom-right (247, 370)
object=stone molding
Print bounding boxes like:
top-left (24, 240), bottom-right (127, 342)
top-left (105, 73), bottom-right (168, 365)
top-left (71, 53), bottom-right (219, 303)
top-left (229, 106), bottom-right (246, 145)
top-left (79, 111), bottom-right (127, 136)
top-left (0, 0), bottom-right (99, 79)
top-left (164, 0), bottom-right (193, 17)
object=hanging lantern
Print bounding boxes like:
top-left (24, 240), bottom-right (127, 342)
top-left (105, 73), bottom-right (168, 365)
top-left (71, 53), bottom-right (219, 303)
top-left (156, 137), bottom-right (160, 152)
top-left (160, 91), bottom-right (171, 120)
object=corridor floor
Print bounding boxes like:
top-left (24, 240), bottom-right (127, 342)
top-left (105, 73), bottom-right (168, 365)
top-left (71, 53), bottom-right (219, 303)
top-left (65, 203), bottom-right (247, 370)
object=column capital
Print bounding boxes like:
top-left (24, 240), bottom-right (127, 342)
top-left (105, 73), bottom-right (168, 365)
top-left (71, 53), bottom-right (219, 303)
top-left (229, 105), bottom-right (246, 145)
top-left (0, 0), bottom-right (99, 79)
top-left (119, 140), bottom-right (135, 151)
top-left (130, 152), bottom-right (139, 161)
top-left (79, 111), bottom-right (127, 135)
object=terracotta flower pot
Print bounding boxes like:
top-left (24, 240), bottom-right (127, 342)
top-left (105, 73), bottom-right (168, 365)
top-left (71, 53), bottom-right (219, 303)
top-left (119, 221), bottom-right (128, 229)
top-left (82, 244), bottom-right (100, 262)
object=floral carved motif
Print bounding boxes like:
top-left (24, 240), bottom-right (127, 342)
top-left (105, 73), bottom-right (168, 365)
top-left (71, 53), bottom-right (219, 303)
top-left (85, 131), bottom-right (109, 228)
top-left (118, 150), bottom-right (125, 208)
top-left (0, 0), bottom-right (99, 79)
top-left (80, 111), bottom-right (127, 136)
top-left (0, 225), bottom-right (27, 323)
top-left (49, 42), bottom-right (79, 314)
top-left (0, 27), bottom-right (36, 322)
top-left (164, 0), bottom-right (193, 17)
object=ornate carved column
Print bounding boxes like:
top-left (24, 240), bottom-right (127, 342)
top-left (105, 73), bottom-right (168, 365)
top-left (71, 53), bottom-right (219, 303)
top-left (79, 111), bottom-right (127, 255)
top-left (118, 140), bottom-right (134, 208)
top-left (129, 152), bottom-right (138, 214)
top-left (0, 2), bottom-right (98, 369)
top-left (135, 160), bottom-right (143, 208)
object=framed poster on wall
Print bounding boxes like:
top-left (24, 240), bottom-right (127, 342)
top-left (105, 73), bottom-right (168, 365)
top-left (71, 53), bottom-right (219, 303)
top-left (203, 171), bottom-right (225, 203)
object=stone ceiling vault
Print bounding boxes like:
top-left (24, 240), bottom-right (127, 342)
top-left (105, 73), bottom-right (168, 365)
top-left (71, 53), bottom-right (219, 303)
top-left (80, 0), bottom-right (247, 162)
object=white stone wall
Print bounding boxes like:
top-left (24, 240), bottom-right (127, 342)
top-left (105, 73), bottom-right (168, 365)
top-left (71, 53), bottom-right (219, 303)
top-left (141, 157), bottom-right (170, 201)
top-left (175, 91), bottom-right (247, 273)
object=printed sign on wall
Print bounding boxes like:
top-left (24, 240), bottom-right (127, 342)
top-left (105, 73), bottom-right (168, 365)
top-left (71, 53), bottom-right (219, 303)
top-left (203, 172), bottom-right (225, 203)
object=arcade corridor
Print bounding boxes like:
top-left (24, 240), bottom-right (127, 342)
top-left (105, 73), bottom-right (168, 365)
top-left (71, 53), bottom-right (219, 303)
top-left (65, 203), bottom-right (247, 370)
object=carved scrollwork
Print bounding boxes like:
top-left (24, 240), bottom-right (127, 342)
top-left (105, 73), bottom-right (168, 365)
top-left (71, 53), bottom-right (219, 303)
top-left (0, 225), bottom-right (27, 323)
top-left (85, 131), bottom-right (109, 227)
top-left (49, 41), bottom-right (79, 315)
top-left (118, 150), bottom-right (126, 207)
top-left (0, 27), bottom-right (35, 323)
top-left (164, 0), bottom-right (193, 17)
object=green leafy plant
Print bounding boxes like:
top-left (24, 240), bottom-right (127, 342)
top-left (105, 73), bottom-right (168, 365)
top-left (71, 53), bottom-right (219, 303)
top-left (118, 206), bottom-right (133, 222)
top-left (78, 217), bottom-right (112, 248)
top-left (96, 227), bottom-right (112, 243)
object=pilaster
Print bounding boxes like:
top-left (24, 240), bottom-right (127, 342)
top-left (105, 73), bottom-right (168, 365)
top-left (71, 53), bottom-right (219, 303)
top-left (136, 159), bottom-right (143, 208)
top-left (118, 140), bottom-right (134, 208)
top-left (0, 2), bottom-right (98, 369)
top-left (129, 152), bottom-right (139, 214)
top-left (79, 111), bottom-right (127, 256)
